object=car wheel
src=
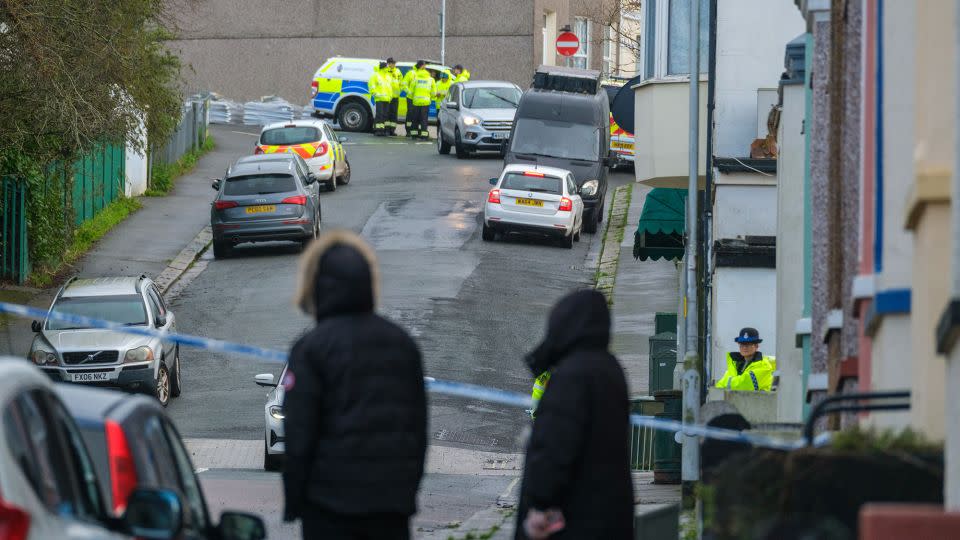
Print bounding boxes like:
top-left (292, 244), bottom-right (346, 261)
top-left (212, 240), bottom-right (231, 259)
top-left (561, 233), bottom-right (574, 249)
top-left (455, 128), bottom-right (468, 159)
top-left (583, 208), bottom-right (599, 234)
top-left (574, 229), bottom-right (581, 242)
top-left (337, 101), bottom-right (370, 132)
top-left (264, 443), bottom-right (282, 472)
top-left (170, 347), bottom-right (182, 398)
top-left (339, 160), bottom-right (351, 185)
top-left (481, 223), bottom-right (495, 242)
top-left (437, 124), bottom-right (451, 155)
top-left (327, 175), bottom-right (337, 192)
top-left (155, 363), bottom-right (171, 407)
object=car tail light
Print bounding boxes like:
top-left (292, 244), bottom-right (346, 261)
top-left (214, 200), bottom-right (238, 210)
top-left (311, 80), bottom-right (319, 92)
top-left (313, 141), bottom-right (329, 157)
top-left (282, 195), bottom-right (307, 205)
top-left (105, 420), bottom-right (137, 515)
top-left (0, 497), bottom-right (29, 540)
top-left (254, 146), bottom-right (264, 155)
top-left (559, 197), bottom-right (573, 212)
top-left (488, 189), bottom-right (501, 204)
top-left (523, 171), bottom-right (545, 177)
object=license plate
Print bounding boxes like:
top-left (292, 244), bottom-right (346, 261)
top-left (612, 141), bottom-right (634, 150)
top-left (72, 372), bottom-right (110, 382)
top-left (516, 198), bottom-right (544, 207)
top-left (245, 205), bottom-right (276, 214)
top-left (491, 132), bottom-right (508, 140)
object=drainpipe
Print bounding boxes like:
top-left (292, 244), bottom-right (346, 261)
top-left (702, 0), bottom-right (718, 398)
top-left (682, 0), bottom-right (702, 485)
top-left (949, 0), bottom-right (960, 510)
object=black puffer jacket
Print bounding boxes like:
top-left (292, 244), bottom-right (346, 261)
top-left (516, 290), bottom-right (633, 539)
top-left (283, 231), bottom-right (427, 520)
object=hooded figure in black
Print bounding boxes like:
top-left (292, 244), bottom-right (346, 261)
top-left (516, 290), bottom-right (633, 540)
top-left (283, 230), bottom-right (427, 540)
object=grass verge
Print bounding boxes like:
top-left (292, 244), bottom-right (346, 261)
top-left (593, 184), bottom-right (634, 306)
top-left (28, 197), bottom-right (142, 287)
top-left (145, 136), bottom-right (216, 196)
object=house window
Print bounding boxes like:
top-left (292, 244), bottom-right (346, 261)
top-left (572, 17), bottom-right (590, 69)
top-left (603, 25), bottom-right (616, 76)
top-left (642, 0), bottom-right (708, 81)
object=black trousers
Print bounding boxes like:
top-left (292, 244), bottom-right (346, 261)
top-left (387, 98), bottom-right (399, 131)
top-left (301, 510), bottom-right (409, 540)
top-left (402, 98), bottom-right (412, 133)
top-left (373, 101), bottom-right (390, 133)
top-left (409, 104), bottom-right (429, 138)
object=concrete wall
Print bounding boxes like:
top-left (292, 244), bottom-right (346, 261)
top-left (712, 181), bottom-right (777, 239)
top-left (776, 82), bottom-right (806, 422)
top-left (710, 267), bottom-right (777, 385)
top-left (868, 0), bottom-right (915, 431)
top-left (633, 80), bottom-right (707, 185)
top-left (713, 0), bottom-right (804, 157)
top-left (170, 0), bottom-right (538, 101)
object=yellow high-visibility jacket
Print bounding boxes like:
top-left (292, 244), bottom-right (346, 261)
top-left (530, 371), bottom-right (551, 418)
top-left (410, 69), bottom-right (436, 106)
top-left (455, 69), bottom-right (471, 83)
top-left (368, 69), bottom-right (391, 102)
top-left (716, 353), bottom-right (776, 392)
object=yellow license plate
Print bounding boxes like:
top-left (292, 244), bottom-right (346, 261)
top-left (245, 205), bottom-right (276, 214)
top-left (612, 141), bottom-right (634, 149)
top-left (516, 198), bottom-right (544, 207)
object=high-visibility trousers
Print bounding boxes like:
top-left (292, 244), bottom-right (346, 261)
top-left (387, 99), bottom-right (399, 131)
top-left (373, 100), bottom-right (390, 132)
top-left (409, 105), bottom-right (429, 138)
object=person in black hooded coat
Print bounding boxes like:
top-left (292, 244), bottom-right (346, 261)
top-left (516, 289), bottom-right (633, 540)
top-left (283, 230), bottom-right (427, 539)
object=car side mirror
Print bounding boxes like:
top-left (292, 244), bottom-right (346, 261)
top-left (123, 488), bottom-right (184, 540)
top-left (254, 373), bottom-right (276, 387)
top-left (488, 177), bottom-right (498, 186)
top-left (31, 320), bottom-right (41, 333)
top-left (217, 511), bottom-right (267, 540)
top-left (305, 173), bottom-right (318, 185)
top-left (445, 102), bottom-right (459, 110)
top-left (211, 179), bottom-right (221, 191)
top-left (155, 315), bottom-right (167, 328)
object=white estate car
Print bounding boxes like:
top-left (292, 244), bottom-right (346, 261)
top-left (255, 120), bottom-right (351, 191)
top-left (482, 164), bottom-right (584, 249)
top-left (254, 366), bottom-right (287, 471)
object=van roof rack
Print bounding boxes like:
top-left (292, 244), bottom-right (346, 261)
top-left (532, 65), bottom-right (601, 95)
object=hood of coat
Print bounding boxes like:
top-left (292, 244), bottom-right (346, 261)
top-left (525, 289), bottom-right (611, 375)
top-left (295, 230), bottom-right (379, 321)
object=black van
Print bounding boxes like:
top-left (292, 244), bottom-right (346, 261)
top-left (504, 66), bottom-right (610, 233)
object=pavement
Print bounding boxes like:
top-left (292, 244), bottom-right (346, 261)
top-left (0, 125), bottom-right (681, 538)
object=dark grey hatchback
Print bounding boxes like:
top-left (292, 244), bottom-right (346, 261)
top-left (211, 156), bottom-right (322, 258)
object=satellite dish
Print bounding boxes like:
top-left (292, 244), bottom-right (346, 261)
top-left (611, 74), bottom-right (644, 134)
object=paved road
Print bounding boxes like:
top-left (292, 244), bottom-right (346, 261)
top-left (162, 129), bottom-right (633, 537)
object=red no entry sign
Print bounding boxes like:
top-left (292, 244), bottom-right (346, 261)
top-left (556, 31), bottom-right (580, 57)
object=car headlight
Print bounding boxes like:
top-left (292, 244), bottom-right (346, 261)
top-left (580, 180), bottom-right (599, 197)
top-left (269, 405), bottom-right (285, 420)
top-left (31, 350), bottom-right (58, 366)
top-left (124, 346), bottom-right (154, 363)
top-left (462, 115), bottom-right (481, 126)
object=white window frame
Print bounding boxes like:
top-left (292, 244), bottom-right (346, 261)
top-left (572, 17), bottom-right (590, 70)
top-left (640, 0), bottom-right (708, 83)
top-left (603, 25), bottom-right (615, 76)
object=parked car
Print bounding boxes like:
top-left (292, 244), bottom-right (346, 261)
top-left (55, 383), bottom-right (266, 540)
top-left (211, 155), bottom-right (322, 258)
top-left (437, 80), bottom-right (522, 158)
top-left (483, 164), bottom-right (584, 248)
top-left (254, 367), bottom-right (287, 471)
top-left (28, 275), bottom-right (182, 407)
top-left (255, 120), bottom-right (350, 191)
top-left (0, 357), bottom-right (197, 540)
top-left (503, 66), bottom-right (610, 233)
top-left (601, 79), bottom-right (635, 169)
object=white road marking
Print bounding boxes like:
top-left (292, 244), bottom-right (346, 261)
top-left (230, 131), bottom-right (259, 137)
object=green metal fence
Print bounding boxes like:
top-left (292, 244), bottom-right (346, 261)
top-left (69, 143), bottom-right (125, 225)
top-left (0, 177), bottom-right (29, 283)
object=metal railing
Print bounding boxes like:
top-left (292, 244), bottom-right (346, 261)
top-left (151, 100), bottom-right (209, 169)
top-left (0, 177), bottom-right (28, 283)
top-left (803, 390), bottom-right (911, 445)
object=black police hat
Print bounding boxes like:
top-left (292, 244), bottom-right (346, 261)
top-left (734, 327), bottom-right (762, 344)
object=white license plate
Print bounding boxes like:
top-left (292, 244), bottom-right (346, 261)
top-left (72, 372), bottom-right (111, 382)
top-left (491, 132), bottom-right (508, 140)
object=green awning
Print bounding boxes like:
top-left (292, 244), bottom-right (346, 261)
top-left (634, 188), bottom-right (687, 262)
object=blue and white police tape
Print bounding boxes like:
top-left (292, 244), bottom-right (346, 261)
top-left (0, 301), bottom-right (820, 450)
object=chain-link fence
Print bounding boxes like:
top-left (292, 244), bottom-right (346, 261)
top-left (150, 99), bottom-right (210, 169)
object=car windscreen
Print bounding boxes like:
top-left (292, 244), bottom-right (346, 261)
top-left (510, 119), bottom-right (600, 162)
top-left (48, 295), bottom-right (147, 330)
top-left (224, 174), bottom-right (297, 196)
top-left (463, 87), bottom-right (521, 109)
top-left (500, 173), bottom-right (562, 194)
top-left (260, 127), bottom-right (321, 146)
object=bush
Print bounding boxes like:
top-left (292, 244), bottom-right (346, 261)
top-left (146, 136), bottom-right (215, 196)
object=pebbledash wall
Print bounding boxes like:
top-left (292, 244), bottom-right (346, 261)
top-left (168, 0), bottom-right (609, 102)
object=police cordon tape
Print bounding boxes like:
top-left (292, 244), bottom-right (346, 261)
top-left (0, 301), bottom-right (821, 451)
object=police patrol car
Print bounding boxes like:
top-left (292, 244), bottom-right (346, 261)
top-left (310, 57), bottom-right (453, 132)
top-left (601, 78), bottom-right (635, 168)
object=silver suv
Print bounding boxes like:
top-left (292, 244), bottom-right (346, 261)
top-left (28, 276), bottom-right (181, 406)
top-left (437, 80), bottom-right (522, 158)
